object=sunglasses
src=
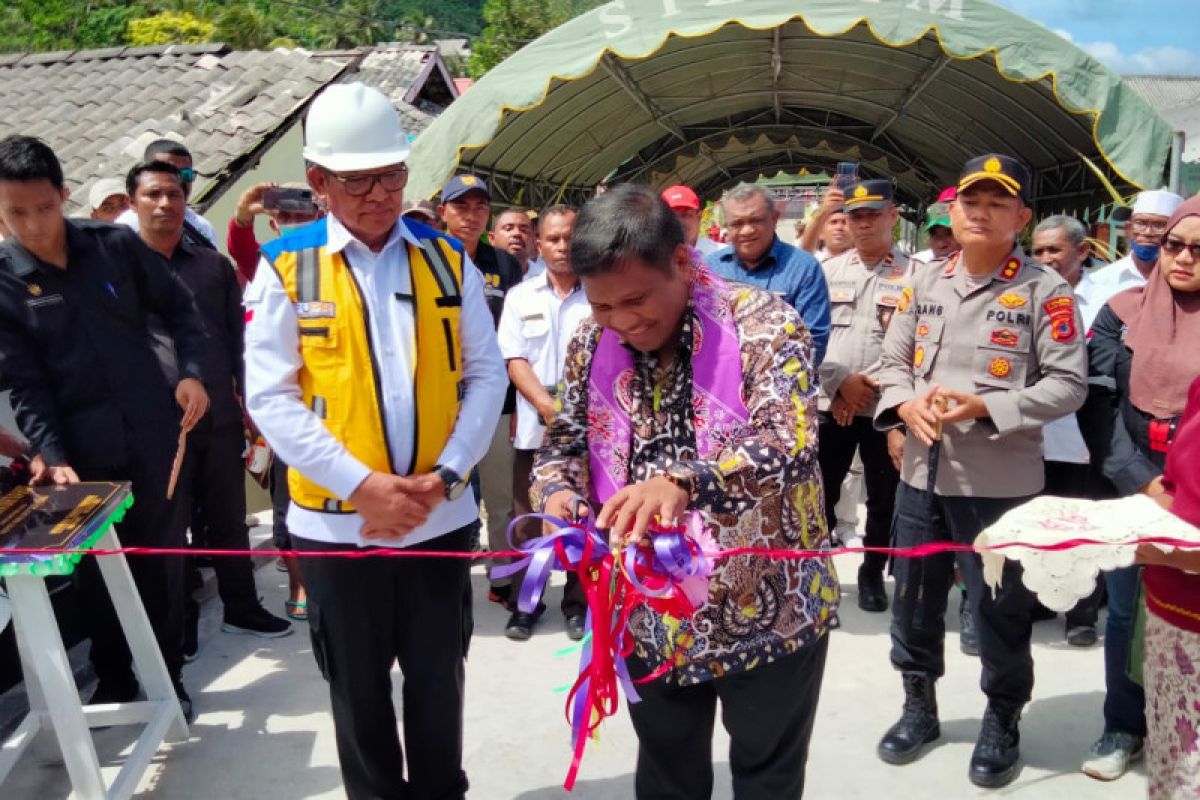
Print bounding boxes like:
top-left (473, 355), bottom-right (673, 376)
top-left (329, 167), bottom-right (408, 197)
top-left (1161, 237), bottom-right (1200, 260)
top-left (178, 167), bottom-right (196, 183)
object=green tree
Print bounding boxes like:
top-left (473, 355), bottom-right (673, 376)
top-left (126, 11), bottom-right (216, 46)
top-left (467, 0), bottom-right (601, 77)
top-left (214, 4), bottom-right (275, 50)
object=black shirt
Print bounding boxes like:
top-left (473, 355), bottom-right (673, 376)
top-left (150, 237), bottom-right (244, 430)
top-left (0, 219), bottom-right (206, 470)
top-left (472, 240), bottom-right (522, 415)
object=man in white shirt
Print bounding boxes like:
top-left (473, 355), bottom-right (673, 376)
top-left (244, 83), bottom-right (506, 798)
top-left (496, 205), bottom-right (591, 641)
top-left (115, 139), bottom-right (218, 248)
top-left (1076, 190), bottom-right (1185, 327)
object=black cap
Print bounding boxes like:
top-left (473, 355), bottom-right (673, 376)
top-left (440, 174), bottom-right (490, 203)
top-left (957, 154), bottom-right (1031, 203)
top-left (842, 179), bottom-right (894, 211)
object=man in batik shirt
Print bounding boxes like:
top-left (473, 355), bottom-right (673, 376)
top-left (531, 185), bottom-right (839, 799)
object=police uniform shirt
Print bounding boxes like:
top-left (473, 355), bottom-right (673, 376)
top-left (819, 245), bottom-right (911, 415)
top-left (0, 219), bottom-right (206, 470)
top-left (875, 247), bottom-right (1087, 497)
top-left (496, 273), bottom-right (591, 450)
top-left (244, 214), bottom-right (508, 548)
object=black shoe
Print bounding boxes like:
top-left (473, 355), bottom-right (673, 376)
top-left (857, 566), bottom-right (889, 613)
top-left (878, 673), bottom-right (940, 765)
top-left (89, 678), bottom-right (139, 706)
top-left (1066, 624), bottom-right (1098, 647)
top-left (960, 599), bottom-right (980, 656)
top-left (222, 605), bottom-right (293, 638)
top-left (969, 704), bottom-right (1021, 788)
top-left (505, 610), bottom-right (539, 641)
top-left (565, 614), bottom-right (587, 641)
top-left (174, 680), bottom-right (195, 725)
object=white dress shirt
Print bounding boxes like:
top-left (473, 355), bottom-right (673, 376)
top-left (1076, 255), bottom-right (1148, 331)
top-left (243, 215), bottom-right (506, 547)
top-left (496, 273), bottom-right (591, 450)
top-left (117, 207), bottom-right (218, 247)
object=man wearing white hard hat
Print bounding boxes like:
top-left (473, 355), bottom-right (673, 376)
top-left (244, 82), bottom-right (506, 798)
top-left (1076, 189), bottom-right (1185, 329)
top-left (87, 177), bottom-right (130, 222)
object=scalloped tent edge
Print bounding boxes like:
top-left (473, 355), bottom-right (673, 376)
top-left (407, 0), bottom-right (1173, 212)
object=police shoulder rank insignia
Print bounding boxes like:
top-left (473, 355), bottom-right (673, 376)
top-left (990, 328), bottom-right (1019, 347)
top-left (27, 283), bottom-right (42, 297)
top-left (897, 286), bottom-right (913, 313)
top-left (998, 258), bottom-right (1022, 281)
top-left (988, 356), bottom-right (1012, 378)
top-left (294, 301), bottom-right (336, 319)
top-left (913, 344), bottom-right (926, 368)
top-left (1043, 296), bottom-right (1078, 343)
top-left (997, 292), bottom-right (1027, 309)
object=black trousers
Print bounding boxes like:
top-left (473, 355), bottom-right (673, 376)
top-left (889, 483), bottom-right (1037, 708)
top-left (1042, 461), bottom-right (1105, 628)
top-left (296, 526), bottom-right (474, 800)
top-left (627, 635), bottom-right (829, 799)
top-left (75, 451), bottom-right (187, 684)
top-left (817, 414), bottom-right (899, 575)
top-left (269, 457), bottom-right (293, 549)
top-left (180, 420), bottom-right (257, 613)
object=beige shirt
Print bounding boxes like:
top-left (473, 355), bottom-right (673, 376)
top-left (874, 247), bottom-right (1087, 498)
top-left (819, 246), bottom-right (911, 415)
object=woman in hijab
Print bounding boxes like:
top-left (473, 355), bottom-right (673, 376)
top-left (1078, 196), bottom-right (1200, 784)
top-left (1130, 198), bottom-right (1200, 798)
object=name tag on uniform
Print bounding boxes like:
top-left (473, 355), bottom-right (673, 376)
top-left (294, 301), bottom-right (336, 319)
top-left (521, 313), bottom-right (546, 322)
top-left (25, 294), bottom-right (65, 309)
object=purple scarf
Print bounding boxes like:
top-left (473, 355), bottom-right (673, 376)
top-left (587, 268), bottom-right (752, 503)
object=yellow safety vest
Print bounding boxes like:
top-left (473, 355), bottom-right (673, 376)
top-left (264, 227), bottom-right (464, 513)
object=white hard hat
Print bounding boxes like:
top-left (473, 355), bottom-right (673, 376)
top-left (302, 82), bottom-right (411, 172)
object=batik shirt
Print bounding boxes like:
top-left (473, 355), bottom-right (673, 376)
top-left (531, 283), bottom-right (839, 686)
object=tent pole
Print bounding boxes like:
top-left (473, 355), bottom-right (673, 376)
top-left (1169, 131), bottom-right (1186, 195)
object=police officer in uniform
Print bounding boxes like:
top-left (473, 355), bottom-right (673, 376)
top-left (818, 179), bottom-right (909, 612)
top-left (873, 155), bottom-right (1087, 788)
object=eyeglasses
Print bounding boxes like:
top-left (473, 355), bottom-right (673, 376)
top-left (177, 167), bottom-right (196, 184)
top-left (1161, 237), bottom-right (1200, 260)
top-left (1129, 218), bottom-right (1168, 234)
top-left (329, 167), bottom-right (408, 197)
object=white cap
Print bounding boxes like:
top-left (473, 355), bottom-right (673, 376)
top-left (88, 178), bottom-right (128, 210)
top-left (302, 82), bottom-right (411, 172)
top-left (1132, 189), bottom-right (1185, 218)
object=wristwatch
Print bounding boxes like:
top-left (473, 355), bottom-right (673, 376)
top-left (433, 465), bottom-right (470, 501)
top-left (662, 461), bottom-right (698, 500)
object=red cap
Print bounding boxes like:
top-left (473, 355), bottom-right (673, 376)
top-left (935, 186), bottom-right (957, 203)
top-left (661, 184), bottom-right (701, 211)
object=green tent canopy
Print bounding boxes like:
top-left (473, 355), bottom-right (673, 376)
top-left (408, 0), bottom-right (1173, 212)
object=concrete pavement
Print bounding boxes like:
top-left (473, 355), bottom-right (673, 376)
top-left (3, 533), bottom-right (1142, 799)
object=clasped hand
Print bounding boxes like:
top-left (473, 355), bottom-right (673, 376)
top-left (350, 471), bottom-right (446, 540)
top-left (897, 384), bottom-right (988, 446)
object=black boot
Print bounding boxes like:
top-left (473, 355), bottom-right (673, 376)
top-left (959, 594), bottom-right (979, 656)
top-left (857, 564), bottom-right (889, 612)
top-left (878, 672), bottom-right (940, 764)
top-left (969, 703), bottom-right (1022, 788)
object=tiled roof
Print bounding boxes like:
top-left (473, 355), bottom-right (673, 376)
top-left (0, 44), bottom-right (352, 214)
top-left (322, 43), bottom-right (458, 134)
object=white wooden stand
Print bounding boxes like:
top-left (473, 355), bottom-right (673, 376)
top-left (0, 528), bottom-right (188, 799)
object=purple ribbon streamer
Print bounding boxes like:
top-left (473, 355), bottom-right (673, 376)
top-left (490, 513), bottom-right (609, 614)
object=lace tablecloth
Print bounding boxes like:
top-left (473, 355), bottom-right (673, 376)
top-left (975, 494), bottom-right (1200, 612)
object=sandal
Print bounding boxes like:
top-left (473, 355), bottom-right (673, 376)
top-left (285, 600), bottom-right (309, 621)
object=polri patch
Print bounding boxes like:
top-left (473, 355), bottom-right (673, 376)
top-left (990, 328), bottom-right (1019, 348)
top-left (997, 292), bottom-right (1027, 309)
top-left (988, 357), bottom-right (1012, 378)
top-left (1043, 296), bottom-right (1077, 343)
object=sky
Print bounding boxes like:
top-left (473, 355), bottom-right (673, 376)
top-left (991, 0), bottom-right (1200, 75)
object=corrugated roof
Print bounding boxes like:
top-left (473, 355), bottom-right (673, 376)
top-left (1124, 75), bottom-right (1200, 162)
top-left (0, 44), bottom-right (352, 214)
